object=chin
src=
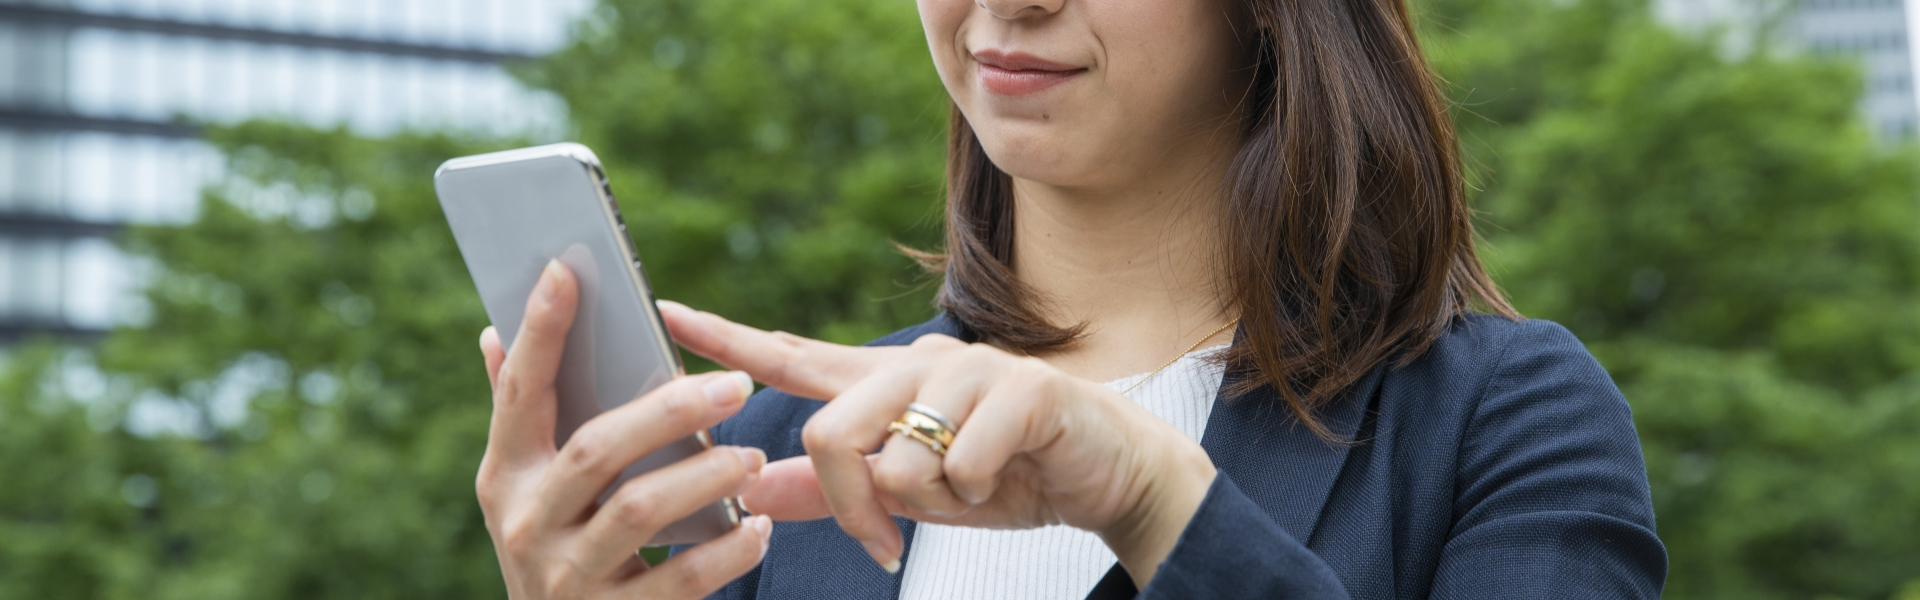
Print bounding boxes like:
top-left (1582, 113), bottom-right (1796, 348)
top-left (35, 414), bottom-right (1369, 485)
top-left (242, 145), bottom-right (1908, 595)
top-left (972, 117), bottom-right (1115, 188)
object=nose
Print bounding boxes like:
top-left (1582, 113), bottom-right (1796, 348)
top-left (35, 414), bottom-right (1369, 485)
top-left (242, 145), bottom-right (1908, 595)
top-left (977, 0), bottom-right (1064, 19)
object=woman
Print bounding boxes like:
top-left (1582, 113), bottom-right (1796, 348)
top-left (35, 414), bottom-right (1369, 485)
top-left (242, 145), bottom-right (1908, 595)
top-left (471, 0), bottom-right (1667, 596)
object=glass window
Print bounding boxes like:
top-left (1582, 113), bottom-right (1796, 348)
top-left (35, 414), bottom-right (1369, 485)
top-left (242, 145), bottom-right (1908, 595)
top-left (20, 134), bottom-right (62, 215)
top-left (20, 238), bottom-right (63, 322)
top-left (0, 131), bottom-right (18, 214)
top-left (64, 237), bottom-right (131, 330)
top-left (0, 239), bottom-right (14, 321)
top-left (65, 132), bottom-right (115, 222)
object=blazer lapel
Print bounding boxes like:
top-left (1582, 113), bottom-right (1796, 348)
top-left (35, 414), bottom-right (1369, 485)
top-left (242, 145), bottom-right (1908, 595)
top-left (1081, 339), bottom-right (1385, 600)
top-left (754, 517), bottom-right (916, 600)
top-left (1198, 365), bottom-right (1383, 545)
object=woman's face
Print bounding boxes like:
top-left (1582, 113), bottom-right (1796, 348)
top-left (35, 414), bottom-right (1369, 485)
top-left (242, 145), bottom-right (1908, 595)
top-left (918, 0), bottom-right (1251, 191)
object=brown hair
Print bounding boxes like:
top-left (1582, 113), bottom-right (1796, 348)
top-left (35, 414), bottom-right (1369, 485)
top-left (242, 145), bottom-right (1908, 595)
top-left (916, 0), bottom-right (1516, 440)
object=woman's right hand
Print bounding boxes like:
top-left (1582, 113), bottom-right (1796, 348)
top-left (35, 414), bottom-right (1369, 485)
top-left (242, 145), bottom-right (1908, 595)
top-left (475, 260), bottom-right (772, 598)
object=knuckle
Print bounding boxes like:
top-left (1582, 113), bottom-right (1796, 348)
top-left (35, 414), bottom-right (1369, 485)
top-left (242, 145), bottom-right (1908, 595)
top-left (558, 430), bottom-right (616, 476)
top-left (960, 342), bottom-right (1002, 365)
top-left (669, 557), bottom-right (720, 595)
top-left (474, 470), bottom-right (504, 510)
top-left (800, 420), bottom-right (834, 454)
top-left (540, 573), bottom-right (582, 600)
top-left (870, 459), bottom-right (911, 493)
top-left (655, 385), bottom-right (708, 426)
top-left (944, 457), bottom-right (993, 489)
top-left (494, 375), bottom-right (524, 403)
top-left (1011, 357), bottom-right (1051, 380)
top-left (1006, 362), bottom-right (1059, 397)
top-left (909, 334), bottom-right (962, 354)
top-left (610, 487), bottom-right (664, 532)
top-left (801, 418), bottom-right (859, 456)
top-left (497, 513), bottom-right (540, 557)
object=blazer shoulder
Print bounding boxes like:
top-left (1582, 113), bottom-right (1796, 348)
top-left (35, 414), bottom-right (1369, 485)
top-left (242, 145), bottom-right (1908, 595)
top-left (1435, 313), bottom-right (1612, 394)
top-left (1380, 313), bottom-right (1607, 420)
top-left (862, 312), bottom-right (966, 347)
top-left (1427, 312), bottom-right (1587, 368)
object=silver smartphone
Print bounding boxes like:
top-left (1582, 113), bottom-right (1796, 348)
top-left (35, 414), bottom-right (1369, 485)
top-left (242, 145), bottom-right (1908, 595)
top-left (434, 142), bottom-right (739, 546)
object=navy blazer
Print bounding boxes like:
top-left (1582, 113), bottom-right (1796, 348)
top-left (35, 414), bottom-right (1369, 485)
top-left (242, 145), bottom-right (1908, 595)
top-left (686, 312), bottom-right (1667, 599)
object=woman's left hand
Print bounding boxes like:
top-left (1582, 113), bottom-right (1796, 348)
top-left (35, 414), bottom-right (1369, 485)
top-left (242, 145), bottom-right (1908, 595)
top-left (657, 301), bottom-right (1217, 586)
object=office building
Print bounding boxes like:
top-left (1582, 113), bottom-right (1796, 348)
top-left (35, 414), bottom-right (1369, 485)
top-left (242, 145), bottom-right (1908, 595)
top-left (0, 0), bottom-right (590, 342)
top-left (1659, 0), bottom-right (1920, 138)
top-left (1796, 0), bottom-right (1919, 137)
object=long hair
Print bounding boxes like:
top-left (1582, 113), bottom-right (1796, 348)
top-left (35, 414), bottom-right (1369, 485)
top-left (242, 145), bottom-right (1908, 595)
top-left (917, 0), bottom-right (1516, 440)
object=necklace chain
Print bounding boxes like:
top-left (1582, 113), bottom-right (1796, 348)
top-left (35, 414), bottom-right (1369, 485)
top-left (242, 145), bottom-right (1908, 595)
top-left (1117, 319), bottom-right (1240, 395)
top-left (1013, 319), bottom-right (1240, 396)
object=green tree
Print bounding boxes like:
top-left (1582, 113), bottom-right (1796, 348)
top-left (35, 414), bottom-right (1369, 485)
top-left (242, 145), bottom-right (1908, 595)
top-left (8, 0), bottom-right (1920, 597)
top-left (1424, 0), bottom-right (1920, 596)
top-left (0, 0), bottom-right (943, 597)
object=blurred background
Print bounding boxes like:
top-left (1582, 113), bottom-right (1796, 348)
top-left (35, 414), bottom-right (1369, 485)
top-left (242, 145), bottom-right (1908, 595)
top-left (1, 0), bottom-right (1918, 597)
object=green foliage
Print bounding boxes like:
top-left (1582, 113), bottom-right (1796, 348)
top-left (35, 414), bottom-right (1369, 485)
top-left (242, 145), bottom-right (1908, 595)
top-left (2, 128), bottom-right (509, 600)
top-left (6, 0), bottom-right (1920, 597)
top-left (526, 0), bottom-right (948, 343)
top-left (1425, 0), bottom-right (1920, 596)
top-left (0, 0), bottom-right (943, 597)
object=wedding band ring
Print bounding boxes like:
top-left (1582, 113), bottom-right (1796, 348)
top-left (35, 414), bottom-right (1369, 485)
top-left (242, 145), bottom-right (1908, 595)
top-left (889, 403), bottom-right (958, 456)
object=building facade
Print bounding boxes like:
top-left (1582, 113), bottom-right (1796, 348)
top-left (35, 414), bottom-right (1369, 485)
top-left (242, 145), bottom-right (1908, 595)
top-left (1659, 0), bottom-right (1920, 138)
top-left (0, 0), bottom-right (588, 342)
top-left (1795, 0), bottom-right (1920, 137)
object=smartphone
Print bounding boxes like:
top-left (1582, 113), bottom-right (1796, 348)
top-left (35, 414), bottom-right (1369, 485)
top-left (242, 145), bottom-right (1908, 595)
top-left (434, 142), bottom-right (739, 546)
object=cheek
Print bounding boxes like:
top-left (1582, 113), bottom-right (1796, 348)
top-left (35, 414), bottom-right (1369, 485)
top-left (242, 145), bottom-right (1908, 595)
top-left (1091, 1), bottom-right (1242, 121)
top-left (918, 0), bottom-right (971, 87)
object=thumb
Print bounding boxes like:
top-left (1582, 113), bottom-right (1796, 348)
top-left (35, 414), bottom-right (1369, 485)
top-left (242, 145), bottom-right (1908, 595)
top-left (739, 456), bottom-right (831, 521)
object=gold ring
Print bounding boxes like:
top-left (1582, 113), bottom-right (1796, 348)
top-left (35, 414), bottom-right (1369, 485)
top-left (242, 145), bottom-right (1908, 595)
top-left (888, 403), bottom-right (958, 456)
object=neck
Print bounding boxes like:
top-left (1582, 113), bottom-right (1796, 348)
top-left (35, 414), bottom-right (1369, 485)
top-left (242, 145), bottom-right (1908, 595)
top-left (1009, 143), bottom-right (1237, 383)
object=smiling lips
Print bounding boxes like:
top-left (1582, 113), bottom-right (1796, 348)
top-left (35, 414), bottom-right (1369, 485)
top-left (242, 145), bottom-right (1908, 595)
top-left (974, 50), bottom-right (1086, 95)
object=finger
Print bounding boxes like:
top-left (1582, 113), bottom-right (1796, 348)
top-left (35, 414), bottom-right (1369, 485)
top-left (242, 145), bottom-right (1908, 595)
top-left (944, 360), bottom-right (1064, 505)
top-left (573, 445), bottom-right (766, 576)
top-left (740, 456), bottom-right (933, 523)
top-left (869, 359), bottom-right (988, 519)
top-left (739, 457), bottom-right (831, 521)
top-left (539, 371), bottom-right (755, 524)
top-left (657, 299), bottom-right (898, 400)
top-left (480, 326), bottom-right (504, 389)
top-left (487, 260), bottom-right (577, 466)
top-left (870, 435), bottom-right (972, 518)
top-left (801, 362), bottom-right (932, 573)
top-left (623, 515), bottom-right (773, 599)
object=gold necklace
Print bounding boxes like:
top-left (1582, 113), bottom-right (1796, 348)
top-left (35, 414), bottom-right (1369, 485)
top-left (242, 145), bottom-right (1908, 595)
top-left (1016, 319), bottom-right (1240, 395)
top-left (1118, 319), bottom-right (1240, 395)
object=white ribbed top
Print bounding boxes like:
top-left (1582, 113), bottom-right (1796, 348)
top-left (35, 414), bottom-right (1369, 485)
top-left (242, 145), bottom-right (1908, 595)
top-left (897, 345), bottom-right (1228, 600)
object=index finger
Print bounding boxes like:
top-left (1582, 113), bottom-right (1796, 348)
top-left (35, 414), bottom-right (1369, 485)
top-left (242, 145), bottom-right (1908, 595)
top-left (657, 300), bottom-right (895, 400)
top-left (486, 260), bottom-right (576, 467)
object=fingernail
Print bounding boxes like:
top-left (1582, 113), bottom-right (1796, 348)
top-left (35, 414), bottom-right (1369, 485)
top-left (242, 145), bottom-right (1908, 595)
top-left (536, 259), bottom-right (564, 305)
top-left (751, 515), bottom-right (773, 545)
top-left (703, 371), bottom-right (753, 407)
top-left (656, 299), bottom-right (691, 315)
top-left (733, 446), bottom-right (766, 474)
top-left (861, 541), bottom-right (900, 574)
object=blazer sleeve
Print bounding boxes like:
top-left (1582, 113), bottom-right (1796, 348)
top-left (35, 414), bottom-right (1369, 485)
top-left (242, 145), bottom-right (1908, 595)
top-left (1100, 320), bottom-right (1666, 600)
top-left (1427, 320), bottom-right (1666, 597)
top-left (1114, 475), bottom-right (1349, 599)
